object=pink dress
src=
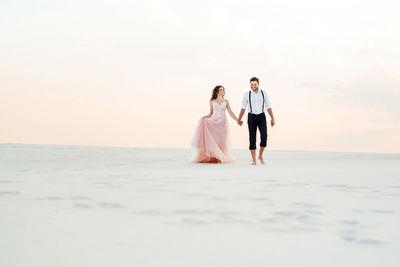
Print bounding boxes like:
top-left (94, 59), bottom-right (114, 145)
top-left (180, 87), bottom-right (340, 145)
top-left (191, 100), bottom-right (234, 163)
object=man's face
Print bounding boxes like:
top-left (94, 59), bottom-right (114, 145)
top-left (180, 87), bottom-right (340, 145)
top-left (250, 81), bottom-right (259, 90)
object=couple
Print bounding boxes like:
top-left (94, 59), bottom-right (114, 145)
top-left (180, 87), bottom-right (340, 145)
top-left (191, 77), bottom-right (276, 165)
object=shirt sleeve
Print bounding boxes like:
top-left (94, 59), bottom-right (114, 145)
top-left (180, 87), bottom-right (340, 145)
top-left (241, 92), bottom-right (249, 110)
top-left (263, 90), bottom-right (271, 109)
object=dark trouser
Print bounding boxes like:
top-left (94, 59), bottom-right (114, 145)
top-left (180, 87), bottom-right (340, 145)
top-left (247, 112), bottom-right (267, 150)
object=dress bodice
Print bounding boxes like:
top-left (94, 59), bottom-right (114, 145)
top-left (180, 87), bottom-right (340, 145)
top-left (212, 100), bottom-right (227, 116)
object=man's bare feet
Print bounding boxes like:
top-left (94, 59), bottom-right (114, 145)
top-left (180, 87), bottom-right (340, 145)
top-left (258, 156), bottom-right (266, 165)
top-left (251, 161), bottom-right (257, 165)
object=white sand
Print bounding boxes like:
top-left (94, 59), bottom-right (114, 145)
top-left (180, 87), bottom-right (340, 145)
top-left (1, 144), bottom-right (399, 267)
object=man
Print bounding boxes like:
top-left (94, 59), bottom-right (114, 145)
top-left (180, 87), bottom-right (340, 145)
top-left (237, 77), bottom-right (275, 165)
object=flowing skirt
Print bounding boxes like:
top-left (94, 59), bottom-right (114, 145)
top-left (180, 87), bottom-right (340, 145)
top-left (190, 115), bottom-right (234, 163)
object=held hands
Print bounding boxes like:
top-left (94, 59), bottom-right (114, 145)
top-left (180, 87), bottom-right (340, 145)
top-left (237, 119), bottom-right (243, 126)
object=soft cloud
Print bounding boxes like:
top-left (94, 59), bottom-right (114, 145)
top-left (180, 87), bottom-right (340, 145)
top-left (143, 0), bottom-right (181, 24)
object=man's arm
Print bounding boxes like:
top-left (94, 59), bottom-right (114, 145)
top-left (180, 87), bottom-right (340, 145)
top-left (237, 92), bottom-right (248, 126)
top-left (237, 109), bottom-right (245, 126)
top-left (263, 91), bottom-right (275, 127)
top-left (267, 108), bottom-right (275, 127)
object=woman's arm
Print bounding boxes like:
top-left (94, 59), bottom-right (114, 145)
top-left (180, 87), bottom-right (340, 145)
top-left (226, 100), bottom-right (238, 121)
top-left (203, 101), bottom-right (213, 118)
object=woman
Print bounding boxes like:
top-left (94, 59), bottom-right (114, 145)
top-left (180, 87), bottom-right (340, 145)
top-left (191, 85), bottom-right (239, 163)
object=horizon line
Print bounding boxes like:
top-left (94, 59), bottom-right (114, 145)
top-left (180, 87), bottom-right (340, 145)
top-left (1, 142), bottom-right (399, 155)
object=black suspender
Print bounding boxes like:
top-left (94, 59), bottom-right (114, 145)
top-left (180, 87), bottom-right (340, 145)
top-left (261, 90), bottom-right (265, 112)
top-left (249, 90), bottom-right (265, 114)
top-left (249, 90), bottom-right (252, 114)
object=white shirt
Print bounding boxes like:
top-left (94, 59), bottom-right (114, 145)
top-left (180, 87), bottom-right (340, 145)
top-left (241, 89), bottom-right (271, 114)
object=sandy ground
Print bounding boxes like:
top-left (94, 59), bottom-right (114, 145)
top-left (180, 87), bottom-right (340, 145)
top-left (1, 144), bottom-right (399, 267)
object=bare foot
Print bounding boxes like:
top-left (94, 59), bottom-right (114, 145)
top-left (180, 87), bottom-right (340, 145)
top-left (258, 156), bottom-right (266, 165)
top-left (209, 157), bottom-right (222, 163)
top-left (251, 161), bottom-right (257, 165)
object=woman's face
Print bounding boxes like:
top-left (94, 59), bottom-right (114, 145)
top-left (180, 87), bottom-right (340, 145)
top-left (218, 87), bottom-right (225, 97)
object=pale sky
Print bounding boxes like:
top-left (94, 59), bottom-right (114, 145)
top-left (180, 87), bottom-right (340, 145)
top-left (1, 0), bottom-right (399, 153)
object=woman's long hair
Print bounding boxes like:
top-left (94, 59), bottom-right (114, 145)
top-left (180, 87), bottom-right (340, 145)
top-left (210, 85), bottom-right (224, 101)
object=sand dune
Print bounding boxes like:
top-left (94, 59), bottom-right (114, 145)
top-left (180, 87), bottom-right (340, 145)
top-left (1, 144), bottom-right (399, 266)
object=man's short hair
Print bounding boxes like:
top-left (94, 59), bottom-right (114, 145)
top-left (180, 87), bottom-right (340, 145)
top-left (250, 77), bottom-right (259, 83)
